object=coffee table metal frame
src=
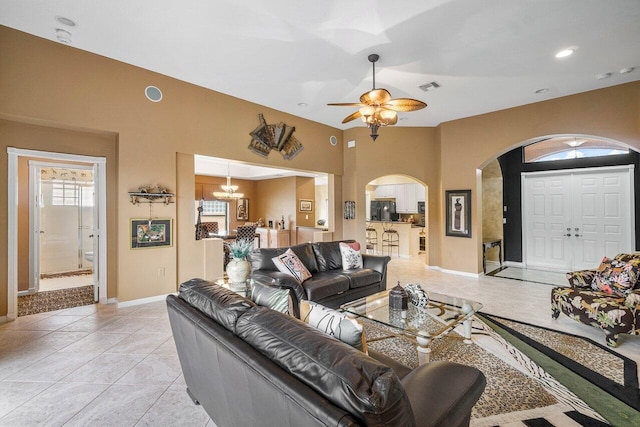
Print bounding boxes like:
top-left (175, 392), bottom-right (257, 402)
top-left (341, 289), bottom-right (482, 364)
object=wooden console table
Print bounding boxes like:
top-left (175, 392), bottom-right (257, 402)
top-left (482, 238), bottom-right (502, 274)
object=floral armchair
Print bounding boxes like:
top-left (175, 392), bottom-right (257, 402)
top-left (551, 253), bottom-right (640, 347)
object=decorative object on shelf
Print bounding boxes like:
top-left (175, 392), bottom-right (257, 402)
top-left (128, 185), bottom-right (174, 205)
top-left (236, 198), bottom-right (249, 220)
top-left (226, 239), bottom-right (253, 285)
top-left (389, 282), bottom-right (408, 311)
top-left (279, 215), bottom-right (286, 230)
top-left (195, 198), bottom-right (204, 240)
top-left (344, 200), bottom-right (355, 220)
top-left (248, 113), bottom-right (303, 160)
top-left (299, 199), bottom-right (313, 212)
top-left (445, 189), bottom-right (472, 238)
top-left (328, 54), bottom-right (427, 141)
top-left (213, 164), bottom-right (244, 199)
top-left (131, 218), bottom-right (173, 249)
top-left (256, 218), bottom-right (265, 227)
top-left (405, 283), bottom-right (429, 308)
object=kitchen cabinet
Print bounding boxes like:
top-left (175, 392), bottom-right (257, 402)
top-left (374, 184), bottom-right (397, 199)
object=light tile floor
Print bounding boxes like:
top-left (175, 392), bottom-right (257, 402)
top-left (1, 256), bottom-right (638, 426)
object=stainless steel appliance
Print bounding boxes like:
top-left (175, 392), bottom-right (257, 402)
top-left (418, 201), bottom-right (425, 213)
top-left (370, 200), bottom-right (396, 221)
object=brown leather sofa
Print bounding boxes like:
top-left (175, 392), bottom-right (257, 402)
top-left (247, 240), bottom-right (390, 317)
top-left (167, 279), bottom-right (486, 427)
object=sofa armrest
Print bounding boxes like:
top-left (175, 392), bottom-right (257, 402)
top-left (251, 271), bottom-right (306, 314)
top-left (566, 269), bottom-right (598, 288)
top-left (401, 361), bottom-right (486, 427)
top-left (624, 288), bottom-right (640, 308)
top-left (362, 254), bottom-right (391, 274)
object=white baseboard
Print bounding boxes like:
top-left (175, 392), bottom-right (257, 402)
top-left (116, 293), bottom-right (172, 308)
top-left (428, 266), bottom-right (481, 278)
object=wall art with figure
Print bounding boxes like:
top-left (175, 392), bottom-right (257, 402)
top-left (445, 190), bottom-right (471, 238)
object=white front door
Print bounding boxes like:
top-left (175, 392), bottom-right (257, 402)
top-left (523, 166), bottom-right (634, 271)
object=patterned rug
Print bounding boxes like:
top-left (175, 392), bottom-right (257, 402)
top-left (361, 317), bottom-right (608, 425)
top-left (482, 314), bottom-right (640, 410)
top-left (17, 285), bottom-right (95, 316)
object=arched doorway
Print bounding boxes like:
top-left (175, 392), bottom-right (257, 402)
top-left (480, 134), bottom-right (637, 274)
top-left (365, 175), bottom-right (428, 260)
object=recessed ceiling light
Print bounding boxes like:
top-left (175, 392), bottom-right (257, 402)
top-left (555, 48), bottom-right (574, 58)
top-left (620, 67), bottom-right (636, 74)
top-left (297, 102), bottom-right (308, 108)
top-left (55, 16), bottom-right (76, 27)
top-left (596, 72), bottom-right (612, 80)
top-left (535, 88), bottom-right (549, 94)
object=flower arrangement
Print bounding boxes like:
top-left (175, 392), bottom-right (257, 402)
top-left (228, 239), bottom-right (254, 259)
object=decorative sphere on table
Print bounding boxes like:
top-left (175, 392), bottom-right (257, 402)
top-left (461, 303), bottom-right (473, 314)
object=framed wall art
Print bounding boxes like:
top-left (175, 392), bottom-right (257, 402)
top-left (445, 190), bottom-right (471, 238)
top-left (299, 199), bottom-right (313, 212)
top-left (344, 201), bottom-right (355, 220)
top-left (236, 198), bottom-right (249, 220)
top-left (131, 218), bottom-right (173, 249)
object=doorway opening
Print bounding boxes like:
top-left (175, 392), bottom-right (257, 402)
top-left (481, 134), bottom-right (638, 281)
top-left (7, 148), bottom-right (107, 319)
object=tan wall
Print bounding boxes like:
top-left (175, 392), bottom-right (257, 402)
top-left (439, 82), bottom-right (640, 273)
top-left (0, 26), bottom-right (343, 314)
top-left (481, 160), bottom-right (503, 261)
top-left (342, 127), bottom-right (441, 265)
top-left (295, 176), bottom-right (315, 228)
top-left (254, 177), bottom-right (297, 238)
top-left (0, 119), bottom-right (118, 314)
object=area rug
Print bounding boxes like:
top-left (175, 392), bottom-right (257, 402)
top-left (360, 318), bottom-right (607, 425)
top-left (17, 285), bottom-right (95, 317)
top-left (489, 266), bottom-right (568, 287)
top-left (481, 314), bottom-right (640, 410)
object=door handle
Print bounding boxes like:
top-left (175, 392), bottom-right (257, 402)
top-left (574, 227), bottom-right (581, 238)
top-left (565, 227), bottom-right (572, 237)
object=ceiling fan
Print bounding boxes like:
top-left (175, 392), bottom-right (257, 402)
top-left (328, 54), bottom-right (427, 141)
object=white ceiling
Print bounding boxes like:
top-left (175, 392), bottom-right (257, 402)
top-left (1, 0), bottom-right (639, 130)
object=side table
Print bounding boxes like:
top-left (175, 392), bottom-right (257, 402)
top-left (214, 277), bottom-right (250, 298)
top-left (482, 238), bottom-right (502, 274)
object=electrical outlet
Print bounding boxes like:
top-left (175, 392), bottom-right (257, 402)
top-left (502, 218), bottom-right (507, 224)
top-left (157, 267), bottom-right (165, 277)
top-left (305, 214), bottom-right (309, 219)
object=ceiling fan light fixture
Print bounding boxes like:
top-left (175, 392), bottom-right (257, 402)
top-left (328, 53), bottom-right (427, 141)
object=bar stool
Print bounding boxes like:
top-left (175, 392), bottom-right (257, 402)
top-left (381, 222), bottom-right (399, 257)
top-left (365, 222), bottom-right (378, 254)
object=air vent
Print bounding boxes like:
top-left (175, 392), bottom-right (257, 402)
top-left (419, 82), bottom-right (441, 92)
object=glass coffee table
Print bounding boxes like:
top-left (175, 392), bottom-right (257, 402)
top-left (341, 289), bottom-right (482, 364)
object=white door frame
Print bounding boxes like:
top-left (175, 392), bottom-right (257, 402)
top-left (7, 148), bottom-right (107, 320)
top-left (521, 164), bottom-right (635, 271)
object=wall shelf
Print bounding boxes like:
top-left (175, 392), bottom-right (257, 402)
top-left (129, 192), bottom-right (175, 205)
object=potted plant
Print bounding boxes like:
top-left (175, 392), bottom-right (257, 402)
top-left (226, 239), bottom-right (254, 285)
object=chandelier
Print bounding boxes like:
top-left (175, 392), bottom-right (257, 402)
top-left (213, 164), bottom-right (244, 199)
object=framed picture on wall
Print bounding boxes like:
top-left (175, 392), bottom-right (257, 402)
top-left (299, 199), bottom-right (313, 212)
top-left (236, 198), bottom-right (249, 220)
top-left (131, 218), bottom-right (173, 249)
top-left (344, 201), bottom-right (355, 220)
top-left (445, 190), bottom-right (471, 238)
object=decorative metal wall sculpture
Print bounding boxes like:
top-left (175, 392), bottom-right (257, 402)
top-left (248, 114), bottom-right (303, 160)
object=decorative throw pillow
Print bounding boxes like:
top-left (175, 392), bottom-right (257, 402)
top-left (339, 242), bottom-right (363, 270)
top-left (272, 248), bottom-right (312, 284)
top-left (594, 257), bottom-right (639, 297)
top-left (250, 277), bottom-right (293, 316)
top-left (299, 300), bottom-right (367, 352)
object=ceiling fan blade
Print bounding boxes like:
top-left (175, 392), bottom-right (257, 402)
top-left (360, 88), bottom-right (392, 105)
top-left (327, 102), bottom-right (363, 107)
top-left (342, 111), bottom-right (362, 124)
top-left (383, 98), bottom-right (427, 112)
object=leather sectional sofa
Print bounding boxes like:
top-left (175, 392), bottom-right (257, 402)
top-left (167, 279), bottom-right (487, 427)
top-left (247, 240), bottom-right (390, 316)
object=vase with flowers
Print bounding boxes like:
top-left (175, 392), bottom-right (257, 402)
top-left (226, 239), bottom-right (254, 286)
